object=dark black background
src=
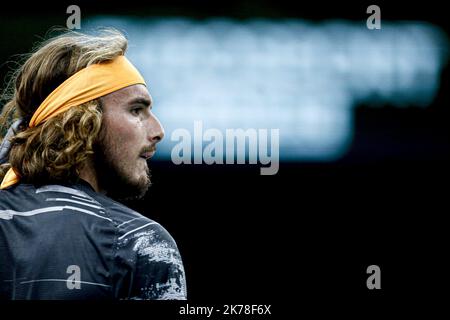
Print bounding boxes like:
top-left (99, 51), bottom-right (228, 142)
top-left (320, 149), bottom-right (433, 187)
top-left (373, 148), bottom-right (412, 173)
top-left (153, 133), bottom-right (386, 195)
top-left (1, 0), bottom-right (449, 316)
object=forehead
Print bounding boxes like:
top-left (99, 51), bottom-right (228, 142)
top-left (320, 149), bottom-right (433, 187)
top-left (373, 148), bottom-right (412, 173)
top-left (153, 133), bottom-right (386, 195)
top-left (101, 84), bottom-right (151, 105)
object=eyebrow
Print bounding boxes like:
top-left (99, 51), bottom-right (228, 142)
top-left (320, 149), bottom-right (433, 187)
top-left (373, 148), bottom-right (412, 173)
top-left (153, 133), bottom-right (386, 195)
top-left (127, 97), bottom-right (152, 108)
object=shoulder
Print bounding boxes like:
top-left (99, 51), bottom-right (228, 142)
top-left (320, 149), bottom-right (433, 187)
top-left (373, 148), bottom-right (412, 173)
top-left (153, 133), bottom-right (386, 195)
top-left (0, 183), bottom-right (115, 224)
top-left (95, 195), bottom-right (187, 300)
top-left (89, 192), bottom-right (177, 247)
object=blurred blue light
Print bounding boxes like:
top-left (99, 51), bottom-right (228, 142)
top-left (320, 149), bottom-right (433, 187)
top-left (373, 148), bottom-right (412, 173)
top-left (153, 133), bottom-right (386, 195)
top-left (85, 17), bottom-right (449, 161)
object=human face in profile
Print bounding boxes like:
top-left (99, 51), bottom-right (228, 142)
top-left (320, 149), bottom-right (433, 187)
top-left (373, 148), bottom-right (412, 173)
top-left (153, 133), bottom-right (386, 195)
top-left (95, 84), bottom-right (164, 200)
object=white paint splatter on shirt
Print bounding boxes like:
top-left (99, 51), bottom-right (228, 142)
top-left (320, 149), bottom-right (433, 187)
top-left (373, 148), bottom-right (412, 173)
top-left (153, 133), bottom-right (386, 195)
top-left (130, 230), bottom-right (187, 299)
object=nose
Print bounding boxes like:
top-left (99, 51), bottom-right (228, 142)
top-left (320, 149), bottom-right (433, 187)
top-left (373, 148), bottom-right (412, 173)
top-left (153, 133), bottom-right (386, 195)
top-left (146, 113), bottom-right (165, 144)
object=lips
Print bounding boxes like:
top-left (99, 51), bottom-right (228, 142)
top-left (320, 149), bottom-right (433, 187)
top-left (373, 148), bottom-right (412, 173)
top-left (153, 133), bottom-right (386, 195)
top-left (140, 149), bottom-right (156, 160)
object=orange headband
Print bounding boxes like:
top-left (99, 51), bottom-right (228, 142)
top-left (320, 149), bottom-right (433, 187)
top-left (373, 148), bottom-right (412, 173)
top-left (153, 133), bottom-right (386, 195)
top-left (0, 55), bottom-right (146, 189)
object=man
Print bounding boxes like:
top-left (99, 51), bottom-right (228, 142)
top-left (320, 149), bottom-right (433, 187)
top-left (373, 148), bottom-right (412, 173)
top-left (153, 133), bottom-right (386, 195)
top-left (0, 29), bottom-right (187, 299)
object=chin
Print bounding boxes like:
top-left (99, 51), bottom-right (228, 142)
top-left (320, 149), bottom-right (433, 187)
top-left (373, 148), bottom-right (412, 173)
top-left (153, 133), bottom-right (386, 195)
top-left (100, 170), bottom-right (151, 202)
top-left (131, 173), bottom-right (152, 196)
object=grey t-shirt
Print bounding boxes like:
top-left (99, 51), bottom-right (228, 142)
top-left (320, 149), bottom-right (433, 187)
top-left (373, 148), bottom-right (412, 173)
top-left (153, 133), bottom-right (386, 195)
top-left (0, 180), bottom-right (186, 300)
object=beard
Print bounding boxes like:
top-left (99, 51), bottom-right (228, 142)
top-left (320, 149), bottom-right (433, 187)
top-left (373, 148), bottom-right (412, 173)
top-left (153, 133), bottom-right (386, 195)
top-left (92, 130), bottom-right (152, 202)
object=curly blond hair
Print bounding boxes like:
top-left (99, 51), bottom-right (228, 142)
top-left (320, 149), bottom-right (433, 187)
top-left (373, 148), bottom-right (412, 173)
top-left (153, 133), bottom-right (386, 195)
top-left (0, 28), bottom-right (128, 184)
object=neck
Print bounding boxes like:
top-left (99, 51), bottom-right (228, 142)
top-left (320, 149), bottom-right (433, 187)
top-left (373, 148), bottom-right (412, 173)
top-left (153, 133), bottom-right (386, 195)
top-left (78, 158), bottom-right (103, 193)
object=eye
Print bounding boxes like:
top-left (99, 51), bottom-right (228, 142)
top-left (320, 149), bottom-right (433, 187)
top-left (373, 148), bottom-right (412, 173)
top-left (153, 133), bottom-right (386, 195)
top-left (130, 107), bottom-right (144, 115)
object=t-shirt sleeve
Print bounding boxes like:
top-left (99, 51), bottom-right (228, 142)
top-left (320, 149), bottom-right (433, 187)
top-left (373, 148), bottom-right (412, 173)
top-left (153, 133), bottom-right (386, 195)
top-left (113, 221), bottom-right (187, 300)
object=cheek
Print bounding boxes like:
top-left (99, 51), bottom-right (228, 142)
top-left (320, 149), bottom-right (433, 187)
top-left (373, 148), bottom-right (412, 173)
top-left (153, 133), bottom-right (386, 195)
top-left (105, 116), bottom-right (142, 154)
